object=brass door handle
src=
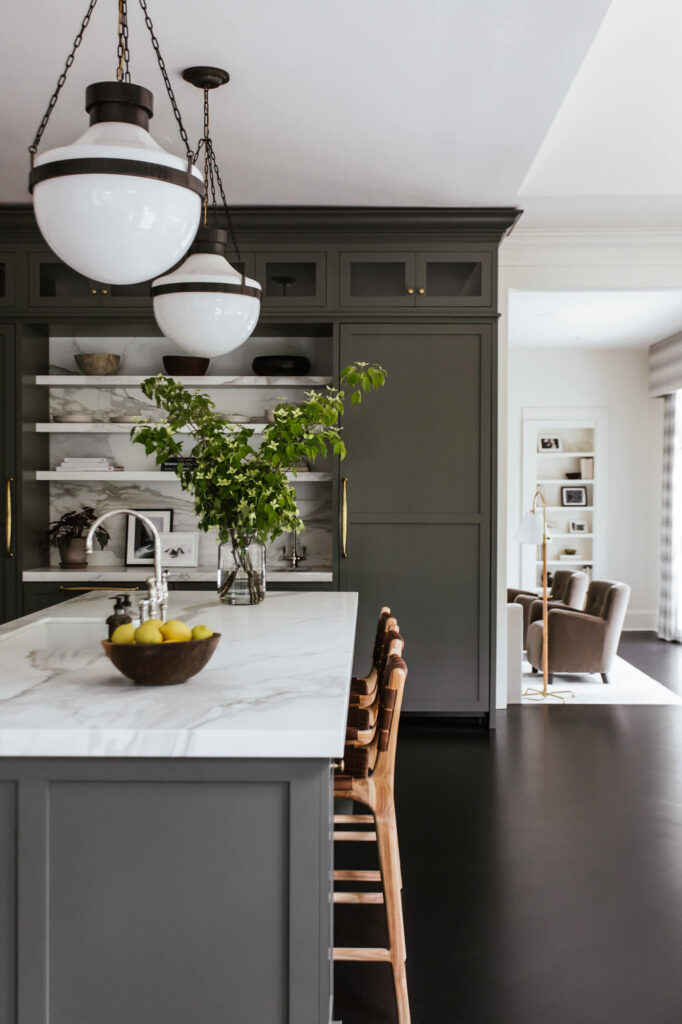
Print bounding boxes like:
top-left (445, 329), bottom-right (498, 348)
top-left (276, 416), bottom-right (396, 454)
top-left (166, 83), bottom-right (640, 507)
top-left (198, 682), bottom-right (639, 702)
top-left (332, 759), bottom-right (345, 773)
top-left (58, 585), bottom-right (140, 592)
top-left (341, 477), bottom-right (348, 558)
top-left (417, 287), bottom-right (425, 295)
top-left (5, 477), bottom-right (13, 557)
top-left (406, 287), bottom-right (415, 295)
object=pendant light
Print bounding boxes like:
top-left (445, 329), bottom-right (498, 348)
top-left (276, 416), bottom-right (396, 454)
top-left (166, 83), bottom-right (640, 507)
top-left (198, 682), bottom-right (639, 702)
top-left (28, 0), bottom-right (203, 285)
top-left (151, 67), bottom-right (261, 358)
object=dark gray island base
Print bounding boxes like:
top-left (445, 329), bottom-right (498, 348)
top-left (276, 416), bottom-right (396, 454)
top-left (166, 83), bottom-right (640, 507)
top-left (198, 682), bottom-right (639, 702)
top-left (0, 756), bottom-right (332, 1024)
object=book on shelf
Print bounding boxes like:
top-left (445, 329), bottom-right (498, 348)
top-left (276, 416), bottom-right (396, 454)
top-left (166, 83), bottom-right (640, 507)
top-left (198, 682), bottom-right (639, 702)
top-left (579, 457), bottom-right (594, 479)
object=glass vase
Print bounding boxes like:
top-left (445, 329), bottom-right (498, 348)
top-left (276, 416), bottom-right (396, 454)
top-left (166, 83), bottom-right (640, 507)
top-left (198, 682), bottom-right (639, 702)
top-left (217, 540), bottom-right (266, 605)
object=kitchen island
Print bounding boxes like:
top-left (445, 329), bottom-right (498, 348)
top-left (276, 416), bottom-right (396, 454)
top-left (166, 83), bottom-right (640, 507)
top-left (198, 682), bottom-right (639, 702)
top-left (0, 590), bottom-right (357, 1024)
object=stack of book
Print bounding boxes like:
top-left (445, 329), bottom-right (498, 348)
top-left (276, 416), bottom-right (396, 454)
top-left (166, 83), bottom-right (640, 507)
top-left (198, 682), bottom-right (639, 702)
top-left (55, 457), bottom-right (123, 472)
top-left (161, 456), bottom-right (197, 472)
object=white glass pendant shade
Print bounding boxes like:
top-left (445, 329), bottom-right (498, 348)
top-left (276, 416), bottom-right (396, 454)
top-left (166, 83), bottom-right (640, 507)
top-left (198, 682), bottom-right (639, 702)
top-left (30, 83), bottom-right (203, 285)
top-left (513, 509), bottom-right (543, 545)
top-left (152, 232), bottom-right (261, 357)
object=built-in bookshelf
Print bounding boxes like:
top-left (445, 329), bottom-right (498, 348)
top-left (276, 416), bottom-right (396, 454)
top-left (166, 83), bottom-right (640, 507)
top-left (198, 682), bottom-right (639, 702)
top-left (520, 409), bottom-right (606, 592)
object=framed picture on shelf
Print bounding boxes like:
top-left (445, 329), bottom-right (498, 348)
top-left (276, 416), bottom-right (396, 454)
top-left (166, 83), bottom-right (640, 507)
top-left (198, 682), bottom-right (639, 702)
top-left (538, 436), bottom-right (562, 452)
top-left (569, 520), bottom-right (589, 533)
top-left (125, 510), bottom-right (174, 566)
top-left (159, 532), bottom-right (199, 567)
top-left (561, 487), bottom-right (587, 507)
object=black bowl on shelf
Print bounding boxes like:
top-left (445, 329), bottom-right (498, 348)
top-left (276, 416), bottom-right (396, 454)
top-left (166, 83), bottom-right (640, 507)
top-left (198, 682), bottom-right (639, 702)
top-left (162, 356), bottom-right (210, 377)
top-left (252, 355), bottom-right (311, 376)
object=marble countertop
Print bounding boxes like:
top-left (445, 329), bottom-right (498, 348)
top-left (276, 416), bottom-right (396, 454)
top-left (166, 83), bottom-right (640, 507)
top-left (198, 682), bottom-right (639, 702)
top-left (22, 565), bottom-right (334, 583)
top-left (0, 590), bottom-right (357, 759)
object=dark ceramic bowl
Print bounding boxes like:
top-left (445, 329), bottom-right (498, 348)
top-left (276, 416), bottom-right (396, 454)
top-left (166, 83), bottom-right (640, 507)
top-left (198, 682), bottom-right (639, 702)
top-left (102, 633), bottom-right (221, 686)
top-left (252, 355), bottom-right (311, 376)
top-left (565, 471), bottom-right (582, 479)
top-left (162, 355), bottom-right (210, 376)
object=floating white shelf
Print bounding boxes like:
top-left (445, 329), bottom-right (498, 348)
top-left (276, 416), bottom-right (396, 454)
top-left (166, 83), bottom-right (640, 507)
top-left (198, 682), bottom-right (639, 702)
top-left (35, 471), bottom-right (331, 483)
top-left (22, 566), bottom-right (334, 584)
top-left (537, 560), bottom-right (594, 566)
top-left (537, 478), bottom-right (594, 484)
top-left (34, 375), bottom-right (332, 388)
top-left (544, 505), bottom-right (593, 511)
top-left (32, 422), bottom-right (268, 434)
top-left (537, 451), bottom-right (595, 458)
top-left (546, 533), bottom-right (593, 539)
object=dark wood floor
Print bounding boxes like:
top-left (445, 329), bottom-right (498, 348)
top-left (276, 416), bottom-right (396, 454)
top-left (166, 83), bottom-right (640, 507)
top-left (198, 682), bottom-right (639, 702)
top-left (334, 634), bottom-right (682, 1023)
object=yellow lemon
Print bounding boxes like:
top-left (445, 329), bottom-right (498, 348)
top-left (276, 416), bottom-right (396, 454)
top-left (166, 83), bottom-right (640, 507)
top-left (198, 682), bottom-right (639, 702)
top-left (144, 618), bottom-right (163, 628)
top-left (191, 624), bottom-right (213, 641)
top-left (134, 622), bottom-right (164, 645)
top-left (111, 623), bottom-right (136, 644)
top-left (160, 619), bottom-right (192, 643)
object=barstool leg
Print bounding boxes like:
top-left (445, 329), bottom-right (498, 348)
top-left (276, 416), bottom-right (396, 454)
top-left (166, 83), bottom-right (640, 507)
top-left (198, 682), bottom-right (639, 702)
top-left (375, 812), bottom-right (410, 1024)
top-left (393, 809), bottom-right (403, 891)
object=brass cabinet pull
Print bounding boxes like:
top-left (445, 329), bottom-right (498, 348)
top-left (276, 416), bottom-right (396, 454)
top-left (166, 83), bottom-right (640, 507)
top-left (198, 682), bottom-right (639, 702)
top-left (406, 287), bottom-right (415, 295)
top-left (341, 477), bottom-right (348, 558)
top-left (5, 477), bottom-right (13, 558)
top-left (57, 585), bottom-right (140, 592)
top-left (417, 287), bottom-right (425, 295)
top-left (332, 759), bottom-right (345, 773)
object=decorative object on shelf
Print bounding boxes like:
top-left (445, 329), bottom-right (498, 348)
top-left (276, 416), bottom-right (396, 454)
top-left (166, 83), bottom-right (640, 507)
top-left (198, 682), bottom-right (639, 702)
top-left (564, 471), bottom-right (581, 480)
top-left (55, 456), bottom-right (122, 472)
top-left (159, 532), bottom-right (199, 567)
top-left (538, 436), bottom-right (562, 452)
top-left (53, 413), bottom-right (92, 423)
top-left (28, 1), bottom-right (203, 285)
top-left (271, 275), bottom-right (296, 296)
top-left (161, 456), bottom-right (197, 472)
top-left (252, 355), bottom-right (311, 376)
top-left (513, 492), bottom-right (573, 703)
top-left (47, 505), bottom-right (110, 569)
top-left (162, 355), bottom-right (210, 377)
top-left (151, 66), bottom-right (261, 357)
top-left (570, 520), bottom-right (588, 533)
top-left (74, 353), bottom-right (121, 375)
top-left (131, 364), bottom-right (386, 604)
top-left (102, 631), bottom-right (221, 685)
top-left (125, 509), bottom-right (173, 566)
top-left (561, 486), bottom-right (587, 507)
top-left (579, 456), bottom-right (594, 479)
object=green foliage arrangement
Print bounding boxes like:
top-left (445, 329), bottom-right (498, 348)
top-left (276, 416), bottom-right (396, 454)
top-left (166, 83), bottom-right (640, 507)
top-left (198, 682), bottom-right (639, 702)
top-left (46, 506), bottom-right (110, 549)
top-left (132, 364), bottom-right (386, 563)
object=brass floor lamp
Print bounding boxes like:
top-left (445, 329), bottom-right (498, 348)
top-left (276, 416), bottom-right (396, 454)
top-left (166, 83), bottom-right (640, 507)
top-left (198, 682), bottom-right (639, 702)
top-left (514, 490), bottom-right (574, 703)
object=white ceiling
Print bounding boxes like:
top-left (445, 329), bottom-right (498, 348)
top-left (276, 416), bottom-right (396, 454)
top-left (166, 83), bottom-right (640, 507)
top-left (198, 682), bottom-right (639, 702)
top-left (509, 289), bottom-right (682, 348)
top-left (0, 0), bottom-right (610, 210)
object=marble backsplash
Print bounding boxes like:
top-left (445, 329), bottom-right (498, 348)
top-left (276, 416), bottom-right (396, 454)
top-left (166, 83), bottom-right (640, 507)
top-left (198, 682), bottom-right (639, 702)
top-left (47, 334), bottom-right (334, 571)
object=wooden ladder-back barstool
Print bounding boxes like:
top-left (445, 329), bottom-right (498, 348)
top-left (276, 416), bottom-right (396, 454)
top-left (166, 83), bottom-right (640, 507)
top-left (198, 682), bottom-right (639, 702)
top-left (333, 641), bottom-right (410, 1024)
top-left (348, 606), bottom-right (396, 709)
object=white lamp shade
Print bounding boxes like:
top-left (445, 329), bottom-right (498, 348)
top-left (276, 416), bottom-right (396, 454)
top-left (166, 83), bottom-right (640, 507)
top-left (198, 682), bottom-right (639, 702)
top-left (152, 251), bottom-right (261, 357)
top-left (32, 121), bottom-right (203, 285)
top-left (513, 509), bottom-right (542, 545)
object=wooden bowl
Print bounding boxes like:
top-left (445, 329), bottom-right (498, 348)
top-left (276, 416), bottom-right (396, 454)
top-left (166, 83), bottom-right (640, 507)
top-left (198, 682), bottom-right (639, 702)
top-left (252, 355), bottom-right (310, 376)
top-left (162, 355), bottom-right (210, 376)
top-left (75, 353), bottom-right (121, 375)
top-left (102, 633), bottom-right (221, 686)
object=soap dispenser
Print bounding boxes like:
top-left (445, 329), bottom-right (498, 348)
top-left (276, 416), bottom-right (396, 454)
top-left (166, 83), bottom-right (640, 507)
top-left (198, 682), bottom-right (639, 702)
top-left (106, 594), bottom-right (133, 640)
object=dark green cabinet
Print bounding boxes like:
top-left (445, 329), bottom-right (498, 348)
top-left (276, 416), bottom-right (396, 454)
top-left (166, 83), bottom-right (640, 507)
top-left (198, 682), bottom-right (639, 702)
top-left (0, 252), bottom-right (15, 308)
top-left (339, 250), bottom-right (493, 309)
top-left (28, 253), bottom-right (152, 308)
top-left (0, 326), bottom-right (17, 624)
top-left (257, 252), bottom-right (327, 307)
top-left (338, 323), bottom-right (493, 713)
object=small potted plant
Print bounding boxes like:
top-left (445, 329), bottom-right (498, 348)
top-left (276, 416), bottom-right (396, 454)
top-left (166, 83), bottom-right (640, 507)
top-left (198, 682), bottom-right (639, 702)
top-left (46, 506), bottom-right (110, 568)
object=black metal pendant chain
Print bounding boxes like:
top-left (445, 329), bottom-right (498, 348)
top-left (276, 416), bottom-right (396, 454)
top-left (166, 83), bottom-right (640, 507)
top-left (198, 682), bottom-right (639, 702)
top-left (29, 0), bottom-right (194, 163)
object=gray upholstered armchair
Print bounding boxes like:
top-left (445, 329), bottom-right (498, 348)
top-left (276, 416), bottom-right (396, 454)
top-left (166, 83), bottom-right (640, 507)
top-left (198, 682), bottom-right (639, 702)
top-left (527, 580), bottom-right (631, 684)
top-left (514, 570), bottom-right (589, 648)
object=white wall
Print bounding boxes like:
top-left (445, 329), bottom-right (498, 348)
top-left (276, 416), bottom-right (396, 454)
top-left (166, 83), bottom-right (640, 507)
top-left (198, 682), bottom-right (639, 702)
top-left (507, 345), bottom-right (663, 630)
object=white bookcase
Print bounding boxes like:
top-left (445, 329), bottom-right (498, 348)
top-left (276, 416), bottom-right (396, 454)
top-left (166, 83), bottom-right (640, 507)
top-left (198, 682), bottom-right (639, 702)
top-left (520, 407), bottom-right (607, 593)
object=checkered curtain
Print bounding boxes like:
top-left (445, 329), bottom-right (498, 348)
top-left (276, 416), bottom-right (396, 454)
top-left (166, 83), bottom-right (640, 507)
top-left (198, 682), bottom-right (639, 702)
top-left (658, 391), bottom-right (682, 641)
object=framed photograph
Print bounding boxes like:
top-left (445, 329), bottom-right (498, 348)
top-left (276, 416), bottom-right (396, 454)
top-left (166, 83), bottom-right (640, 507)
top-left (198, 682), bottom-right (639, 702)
top-left (125, 509), bottom-right (173, 566)
top-left (538, 436), bottom-right (562, 452)
top-left (561, 487), bottom-right (587, 507)
top-left (569, 520), bottom-right (588, 533)
top-left (159, 532), bottom-right (199, 568)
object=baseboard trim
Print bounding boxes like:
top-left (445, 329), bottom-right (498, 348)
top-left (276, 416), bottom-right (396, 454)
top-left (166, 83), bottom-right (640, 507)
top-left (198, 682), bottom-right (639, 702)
top-left (624, 610), bottom-right (657, 631)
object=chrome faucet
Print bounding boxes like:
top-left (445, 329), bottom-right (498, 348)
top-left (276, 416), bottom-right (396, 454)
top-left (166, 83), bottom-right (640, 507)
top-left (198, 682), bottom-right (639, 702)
top-left (85, 509), bottom-right (170, 623)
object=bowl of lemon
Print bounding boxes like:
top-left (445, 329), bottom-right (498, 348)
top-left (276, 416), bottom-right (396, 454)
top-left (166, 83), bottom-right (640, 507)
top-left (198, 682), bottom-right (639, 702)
top-left (102, 619), bottom-right (221, 686)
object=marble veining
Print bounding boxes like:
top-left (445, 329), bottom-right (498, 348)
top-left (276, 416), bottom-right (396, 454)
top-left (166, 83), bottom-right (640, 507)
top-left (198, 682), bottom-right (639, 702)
top-left (0, 590), bottom-right (357, 758)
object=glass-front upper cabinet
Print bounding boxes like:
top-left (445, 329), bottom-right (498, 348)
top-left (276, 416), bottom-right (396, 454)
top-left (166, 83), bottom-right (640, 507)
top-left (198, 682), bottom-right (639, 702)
top-left (28, 254), bottom-right (152, 308)
top-left (256, 252), bottom-right (326, 307)
top-left (339, 251), bottom-right (493, 309)
top-left (0, 253), bottom-right (16, 308)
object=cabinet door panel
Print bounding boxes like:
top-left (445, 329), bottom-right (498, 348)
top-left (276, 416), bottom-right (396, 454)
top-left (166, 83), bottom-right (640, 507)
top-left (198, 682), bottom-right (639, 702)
top-left (0, 782), bottom-right (17, 1024)
top-left (257, 252), bottom-right (326, 307)
top-left (0, 327), bottom-right (16, 624)
top-left (0, 252), bottom-right (15, 308)
top-left (339, 252), bottom-right (415, 307)
top-left (415, 251), bottom-right (493, 308)
top-left (341, 325), bottom-right (483, 516)
top-left (343, 523), bottom-right (485, 711)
